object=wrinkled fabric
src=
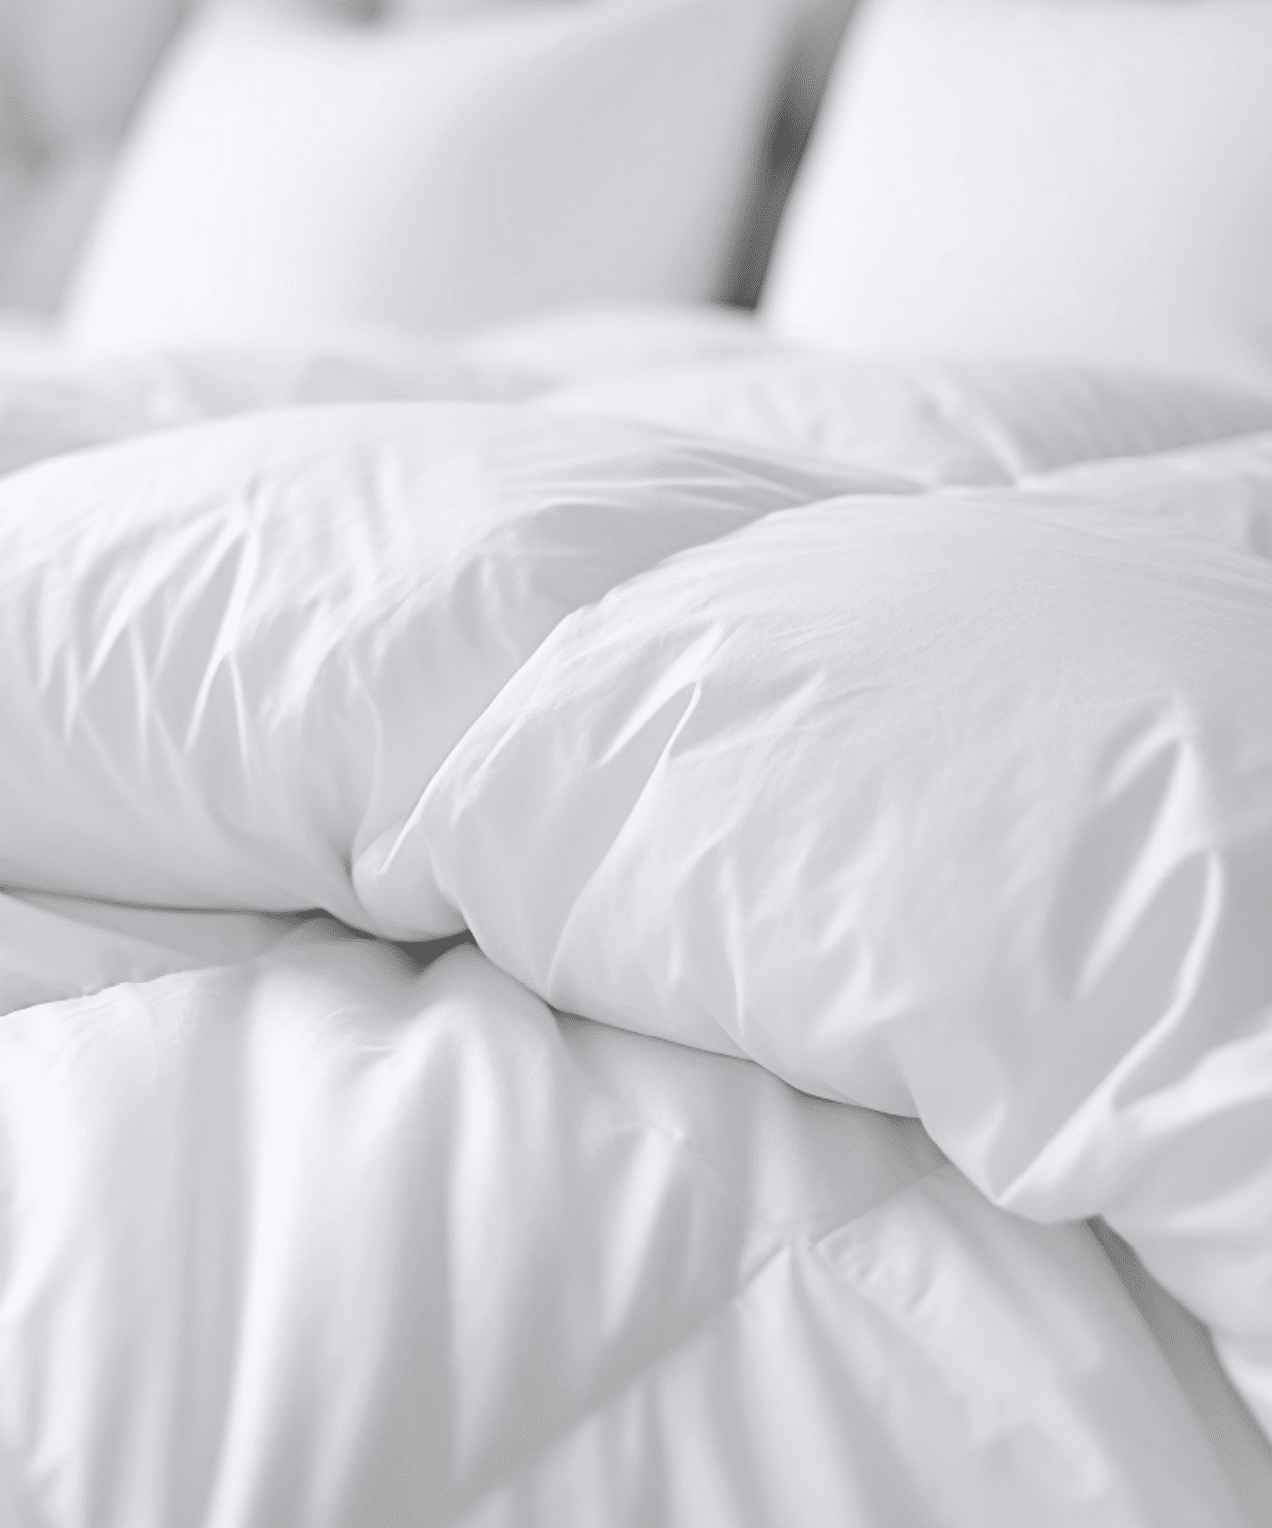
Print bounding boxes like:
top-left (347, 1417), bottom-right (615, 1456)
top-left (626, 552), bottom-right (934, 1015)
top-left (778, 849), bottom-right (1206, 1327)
top-left (0, 934), bottom-right (1255, 1527)
top-left (543, 351), bottom-right (1272, 484)
top-left (0, 337), bottom-right (544, 477)
top-left (0, 401), bottom-right (875, 924)
top-left (406, 444), bottom-right (1272, 1447)
top-left (3, 313), bottom-right (1272, 1524)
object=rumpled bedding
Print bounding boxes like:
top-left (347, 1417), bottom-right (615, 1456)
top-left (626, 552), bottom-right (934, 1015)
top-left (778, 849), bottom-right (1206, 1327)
top-left (2, 307), bottom-right (1271, 1527)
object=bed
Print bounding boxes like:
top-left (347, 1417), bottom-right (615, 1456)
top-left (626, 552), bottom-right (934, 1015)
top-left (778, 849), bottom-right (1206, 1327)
top-left (2, 1), bottom-right (1271, 1524)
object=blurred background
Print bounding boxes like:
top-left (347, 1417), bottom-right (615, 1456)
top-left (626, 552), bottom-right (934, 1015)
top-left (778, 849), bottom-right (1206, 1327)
top-left (0, 0), bottom-right (856, 325)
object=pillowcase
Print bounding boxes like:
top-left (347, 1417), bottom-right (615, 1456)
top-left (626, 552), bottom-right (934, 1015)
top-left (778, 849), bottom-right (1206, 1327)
top-left (63, 0), bottom-right (788, 345)
top-left (762, 0), bottom-right (1272, 393)
top-left (542, 353), bottom-right (1272, 486)
top-left (407, 460), bottom-right (1272, 1442)
top-left (0, 400), bottom-right (875, 929)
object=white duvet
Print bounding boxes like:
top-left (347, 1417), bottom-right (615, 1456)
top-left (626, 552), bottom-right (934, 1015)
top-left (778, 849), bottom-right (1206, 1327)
top-left (2, 309), bottom-right (1271, 1527)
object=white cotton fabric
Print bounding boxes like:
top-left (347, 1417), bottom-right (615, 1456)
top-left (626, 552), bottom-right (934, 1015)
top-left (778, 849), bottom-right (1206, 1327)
top-left (0, 0), bottom-right (558, 315)
top-left (0, 336), bottom-right (544, 476)
top-left (543, 351), bottom-right (1272, 486)
top-left (63, 1), bottom-right (787, 345)
top-left (410, 443), bottom-right (1272, 1442)
top-left (459, 302), bottom-right (778, 383)
top-left (0, 888), bottom-right (310, 1017)
top-left (3, 315), bottom-right (1272, 1519)
top-left (0, 929), bottom-right (1257, 1528)
top-left (0, 399), bottom-right (871, 925)
top-left (1024, 428), bottom-right (1272, 563)
top-left (15, 309), bottom-right (1271, 484)
top-left (763, 0), bottom-right (1272, 393)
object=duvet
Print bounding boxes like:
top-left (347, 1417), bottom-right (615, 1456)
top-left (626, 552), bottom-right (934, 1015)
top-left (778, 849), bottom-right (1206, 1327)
top-left (1, 308), bottom-right (1271, 1527)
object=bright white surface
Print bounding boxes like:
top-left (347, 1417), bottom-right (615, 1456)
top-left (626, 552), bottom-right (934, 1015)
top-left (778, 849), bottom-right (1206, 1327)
top-left (0, 397), bottom-right (870, 925)
top-left (461, 301), bottom-right (776, 382)
top-left (0, 334), bottom-right (545, 475)
top-left (0, 888), bottom-right (306, 1014)
top-left (764, 0), bottom-right (1272, 392)
top-left (1024, 427), bottom-right (1272, 562)
top-left (2, 313), bottom-right (1271, 1517)
top-left (21, 310), bottom-right (1272, 486)
top-left (0, 926), bottom-right (1255, 1526)
top-left (412, 427), bottom-right (1272, 1443)
top-left (64, 1), bottom-right (787, 344)
top-left (544, 351), bottom-right (1272, 485)
top-left (0, 0), bottom-right (573, 314)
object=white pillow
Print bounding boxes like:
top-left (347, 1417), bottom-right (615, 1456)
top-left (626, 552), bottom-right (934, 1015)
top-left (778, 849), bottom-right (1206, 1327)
top-left (763, 0), bottom-right (1272, 393)
top-left (63, 1), bottom-right (787, 345)
top-left (408, 454), bottom-right (1272, 1442)
top-left (0, 402), bottom-right (871, 928)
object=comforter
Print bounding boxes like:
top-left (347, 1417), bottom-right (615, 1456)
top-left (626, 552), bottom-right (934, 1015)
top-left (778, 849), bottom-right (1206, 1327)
top-left (2, 307), bottom-right (1271, 1527)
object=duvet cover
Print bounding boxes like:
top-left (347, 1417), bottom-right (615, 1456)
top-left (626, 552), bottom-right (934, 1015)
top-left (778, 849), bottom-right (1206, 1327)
top-left (1, 307), bottom-right (1271, 1527)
